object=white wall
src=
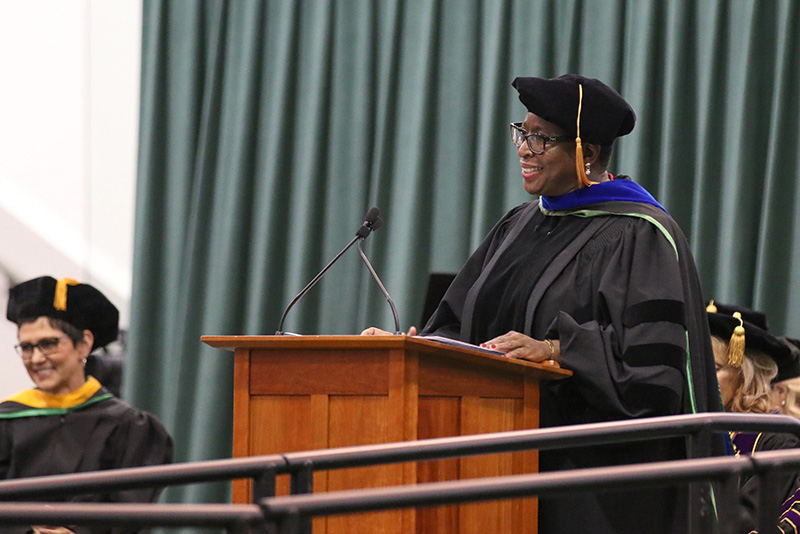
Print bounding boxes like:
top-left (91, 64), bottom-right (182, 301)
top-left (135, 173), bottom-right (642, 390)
top-left (0, 0), bottom-right (141, 398)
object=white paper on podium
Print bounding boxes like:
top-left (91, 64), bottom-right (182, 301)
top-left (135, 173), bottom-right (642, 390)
top-left (417, 335), bottom-right (504, 356)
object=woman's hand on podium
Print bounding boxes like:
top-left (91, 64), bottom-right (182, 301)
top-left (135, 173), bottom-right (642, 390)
top-left (33, 526), bottom-right (76, 534)
top-left (361, 326), bottom-right (418, 336)
top-left (480, 330), bottom-right (561, 366)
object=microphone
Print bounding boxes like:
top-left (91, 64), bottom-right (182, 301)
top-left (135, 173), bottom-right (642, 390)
top-left (357, 220), bottom-right (401, 334)
top-left (275, 207), bottom-right (384, 335)
top-left (357, 206), bottom-right (380, 238)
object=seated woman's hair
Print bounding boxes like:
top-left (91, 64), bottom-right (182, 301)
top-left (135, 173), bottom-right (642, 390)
top-left (16, 315), bottom-right (86, 346)
top-left (713, 334), bottom-right (777, 413)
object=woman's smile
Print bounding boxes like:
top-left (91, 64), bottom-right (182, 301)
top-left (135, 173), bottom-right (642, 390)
top-left (520, 163), bottom-right (543, 178)
top-left (31, 367), bottom-right (55, 381)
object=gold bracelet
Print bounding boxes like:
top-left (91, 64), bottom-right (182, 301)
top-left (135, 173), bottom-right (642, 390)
top-left (544, 338), bottom-right (555, 359)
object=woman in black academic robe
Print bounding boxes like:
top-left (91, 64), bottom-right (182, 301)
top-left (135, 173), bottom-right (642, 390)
top-left (709, 303), bottom-right (800, 533)
top-left (0, 276), bottom-right (173, 534)
top-left (364, 75), bottom-right (723, 533)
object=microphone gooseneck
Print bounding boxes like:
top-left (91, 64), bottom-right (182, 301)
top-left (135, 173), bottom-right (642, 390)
top-left (275, 207), bottom-right (384, 335)
top-left (357, 222), bottom-right (401, 335)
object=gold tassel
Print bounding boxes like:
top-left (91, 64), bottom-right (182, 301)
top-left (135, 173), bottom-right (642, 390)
top-left (53, 278), bottom-right (80, 311)
top-left (575, 83), bottom-right (596, 188)
top-left (706, 300), bottom-right (717, 313)
top-left (727, 311), bottom-right (746, 368)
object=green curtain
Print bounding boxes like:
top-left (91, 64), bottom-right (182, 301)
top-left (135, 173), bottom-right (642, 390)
top-left (127, 0), bottom-right (800, 509)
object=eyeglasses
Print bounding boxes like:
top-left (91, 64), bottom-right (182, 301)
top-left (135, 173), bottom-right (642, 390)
top-left (15, 335), bottom-right (69, 361)
top-left (510, 122), bottom-right (572, 154)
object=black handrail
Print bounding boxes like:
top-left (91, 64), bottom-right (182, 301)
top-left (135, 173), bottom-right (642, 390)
top-left (0, 412), bottom-right (798, 502)
top-left (260, 449), bottom-right (800, 534)
top-left (0, 502), bottom-right (264, 534)
top-left (0, 454), bottom-right (287, 502)
top-left (4, 450), bottom-right (798, 534)
top-left (1, 413), bottom-right (800, 532)
top-left (280, 412), bottom-right (800, 474)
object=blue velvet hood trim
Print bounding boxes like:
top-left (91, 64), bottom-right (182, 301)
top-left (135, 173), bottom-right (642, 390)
top-left (541, 178), bottom-right (667, 213)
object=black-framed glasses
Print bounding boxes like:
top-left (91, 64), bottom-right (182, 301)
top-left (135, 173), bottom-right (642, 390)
top-left (15, 335), bottom-right (69, 361)
top-left (510, 122), bottom-right (572, 154)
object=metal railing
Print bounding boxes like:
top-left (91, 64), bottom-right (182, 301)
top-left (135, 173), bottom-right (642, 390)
top-left (0, 502), bottom-right (265, 534)
top-left (277, 411), bottom-right (800, 494)
top-left (259, 448), bottom-right (800, 534)
top-left (1, 412), bottom-right (798, 532)
top-left (0, 454), bottom-right (288, 503)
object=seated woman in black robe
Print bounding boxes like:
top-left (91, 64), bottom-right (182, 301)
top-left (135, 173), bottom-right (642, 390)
top-left (364, 74), bottom-right (722, 533)
top-left (0, 276), bottom-right (173, 534)
top-left (708, 301), bottom-right (800, 534)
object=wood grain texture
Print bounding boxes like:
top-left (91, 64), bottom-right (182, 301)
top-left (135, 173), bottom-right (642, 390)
top-left (249, 350), bottom-right (391, 395)
top-left (206, 335), bottom-right (562, 533)
top-left (231, 348), bottom-right (251, 503)
top-left (326, 395), bottom-right (408, 533)
top-left (417, 396), bottom-right (461, 532)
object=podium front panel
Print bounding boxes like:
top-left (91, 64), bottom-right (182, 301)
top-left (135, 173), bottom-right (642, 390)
top-left (203, 335), bottom-right (570, 534)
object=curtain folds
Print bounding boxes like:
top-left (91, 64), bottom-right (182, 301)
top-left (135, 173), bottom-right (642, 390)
top-left (128, 0), bottom-right (800, 508)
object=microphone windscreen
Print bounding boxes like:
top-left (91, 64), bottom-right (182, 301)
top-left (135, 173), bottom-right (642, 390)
top-left (370, 216), bottom-right (384, 232)
top-left (364, 206), bottom-right (380, 224)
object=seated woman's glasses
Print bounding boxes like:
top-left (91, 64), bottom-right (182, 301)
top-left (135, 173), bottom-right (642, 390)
top-left (15, 335), bottom-right (68, 360)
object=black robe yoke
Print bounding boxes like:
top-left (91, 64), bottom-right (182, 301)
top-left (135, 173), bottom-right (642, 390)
top-left (0, 384), bottom-right (173, 534)
top-left (423, 199), bottom-right (722, 534)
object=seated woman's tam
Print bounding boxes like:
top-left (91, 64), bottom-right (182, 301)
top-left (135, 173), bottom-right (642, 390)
top-left (707, 305), bottom-right (798, 383)
top-left (6, 276), bottom-right (119, 351)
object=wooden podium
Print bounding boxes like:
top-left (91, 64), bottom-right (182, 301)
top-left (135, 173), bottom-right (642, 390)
top-left (202, 335), bottom-right (571, 533)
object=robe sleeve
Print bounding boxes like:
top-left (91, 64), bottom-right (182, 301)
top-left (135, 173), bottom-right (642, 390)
top-left (98, 408), bottom-right (173, 504)
top-left (67, 409), bottom-right (174, 534)
top-left (548, 216), bottom-right (690, 421)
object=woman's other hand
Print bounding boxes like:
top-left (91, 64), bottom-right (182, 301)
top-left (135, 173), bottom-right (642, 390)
top-left (481, 331), bottom-right (560, 364)
top-left (361, 326), bottom-right (418, 336)
top-left (32, 527), bottom-right (76, 534)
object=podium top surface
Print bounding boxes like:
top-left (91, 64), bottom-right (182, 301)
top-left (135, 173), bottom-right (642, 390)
top-left (201, 334), bottom-right (571, 380)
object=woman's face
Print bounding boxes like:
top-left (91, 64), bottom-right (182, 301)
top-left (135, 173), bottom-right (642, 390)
top-left (517, 112), bottom-right (579, 197)
top-left (713, 336), bottom-right (741, 410)
top-left (771, 381), bottom-right (789, 413)
top-left (18, 317), bottom-right (89, 395)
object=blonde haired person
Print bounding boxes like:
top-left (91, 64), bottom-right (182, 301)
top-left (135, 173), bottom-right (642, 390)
top-left (708, 302), bottom-right (800, 534)
top-left (772, 337), bottom-right (800, 419)
top-left (712, 333), bottom-right (779, 414)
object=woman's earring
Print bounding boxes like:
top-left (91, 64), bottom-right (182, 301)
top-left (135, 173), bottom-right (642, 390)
top-left (82, 358), bottom-right (87, 366)
top-left (584, 163), bottom-right (591, 176)
top-left (782, 400), bottom-right (787, 406)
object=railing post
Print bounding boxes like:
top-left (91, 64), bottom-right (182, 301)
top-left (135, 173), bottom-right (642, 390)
top-left (686, 427), bottom-right (711, 533)
top-left (289, 461), bottom-right (314, 495)
top-left (715, 472), bottom-right (742, 534)
top-left (227, 521), bottom-right (260, 534)
top-left (277, 511), bottom-right (301, 534)
top-left (756, 467), bottom-right (783, 534)
top-left (249, 468), bottom-right (279, 534)
top-left (252, 467), bottom-right (278, 502)
top-left (688, 478), bottom-right (721, 534)
top-left (687, 424), bottom-right (731, 533)
top-left (289, 462), bottom-right (313, 534)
